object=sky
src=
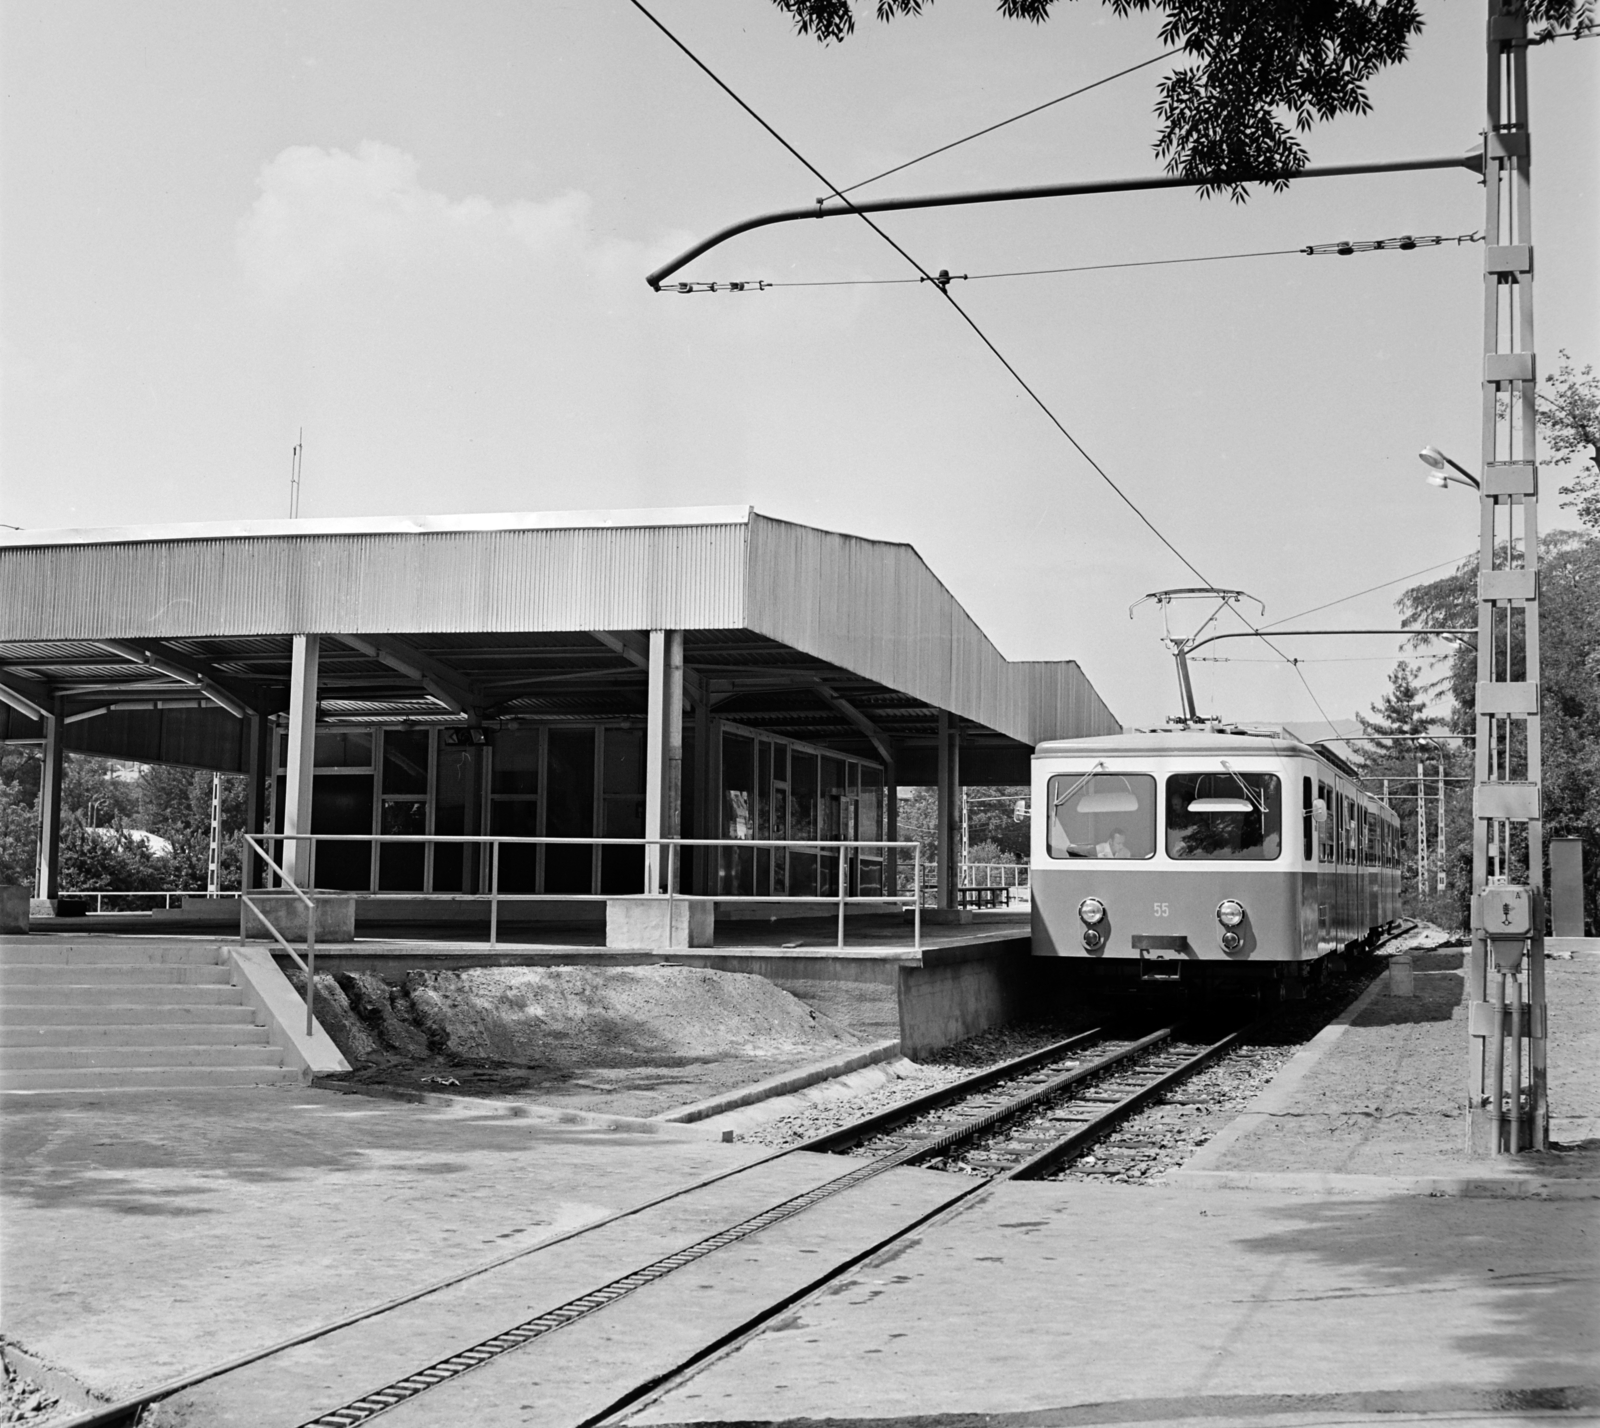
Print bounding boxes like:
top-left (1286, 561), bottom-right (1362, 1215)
top-left (2, 1), bottom-right (1596, 733)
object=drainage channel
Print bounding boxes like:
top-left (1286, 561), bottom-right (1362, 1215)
top-left (295, 1023), bottom-right (1211, 1428)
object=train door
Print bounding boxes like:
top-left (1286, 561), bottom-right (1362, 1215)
top-left (1316, 778), bottom-right (1334, 954)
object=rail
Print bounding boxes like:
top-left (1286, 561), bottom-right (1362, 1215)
top-left (242, 833), bottom-right (924, 952)
top-left (240, 835), bottom-right (319, 1037)
top-left (57, 890), bottom-right (222, 913)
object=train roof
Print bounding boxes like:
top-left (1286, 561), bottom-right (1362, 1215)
top-left (1032, 726), bottom-right (1365, 780)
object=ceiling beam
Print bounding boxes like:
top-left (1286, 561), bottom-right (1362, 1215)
top-left (332, 634), bottom-right (479, 716)
top-left (809, 681), bottom-right (895, 768)
top-left (0, 669), bottom-right (52, 722)
top-left (590, 631), bottom-right (706, 706)
top-left (91, 640), bottom-right (253, 719)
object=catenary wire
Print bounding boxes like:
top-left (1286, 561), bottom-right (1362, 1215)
top-left (630, 0), bottom-right (1347, 731)
top-left (834, 53), bottom-right (1171, 196)
top-left (1261, 553), bottom-right (1471, 630)
top-left (663, 232), bottom-right (1482, 292)
top-left (628, 0), bottom-right (1217, 588)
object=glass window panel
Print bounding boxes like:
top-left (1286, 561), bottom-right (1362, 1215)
top-left (1047, 773), bottom-right (1156, 860)
top-left (859, 768), bottom-right (882, 843)
top-left (432, 745), bottom-right (479, 893)
top-left (790, 753), bottom-right (817, 841)
top-left (379, 800), bottom-right (427, 891)
top-left (603, 727), bottom-right (644, 795)
top-left (314, 731), bottom-right (373, 768)
top-left (489, 800), bottom-right (538, 893)
top-left (1166, 772), bottom-right (1283, 861)
top-left (545, 727), bottom-right (595, 894)
top-left (723, 734), bottom-right (754, 840)
top-left (756, 742), bottom-right (771, 840)
top-left (492, 730), bottom-right (541, 795)
top-left (382, 729), bottom-right (430, 795)
top-left (309, 774), bottom-right (373, 890)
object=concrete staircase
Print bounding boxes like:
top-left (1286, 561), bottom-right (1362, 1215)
top-left (0, 940), bottom-right (301, 1092)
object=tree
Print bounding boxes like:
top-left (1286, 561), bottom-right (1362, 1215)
top-left (1400, 530), bottom-right (1600, 932)
top-left (770, 0), bottom-right (1590, 199)
top-left (1540, 350), bottom-right (1600, 533)
top-left (0, 747), bottom-right (41, 889)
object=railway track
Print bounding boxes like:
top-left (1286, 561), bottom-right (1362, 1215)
top-left (68, 1013), bottom-right (1270, 1428)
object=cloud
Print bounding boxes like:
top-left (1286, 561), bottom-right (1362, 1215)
top-left (236, 141), bottom-right (639, 301)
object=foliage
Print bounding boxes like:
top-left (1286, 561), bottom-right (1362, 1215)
top-left (767, 1), bottom-right (1590, 199)
top-left (1352, 661), bottom-right (1465, 924)
top-left (1540, 350), bottom-right (1600, 533)
top-left (0, 747), bottom-right (41, 888)
top-left (0, 750), bottom-right (248, 895)
top-left (1399, 531), bottom-right (1600, 932)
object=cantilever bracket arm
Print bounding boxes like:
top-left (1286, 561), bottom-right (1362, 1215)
top-left (1184, 627), bottom-right (1477, 657)
top-left (645, 152), bottom-right (1483, 290)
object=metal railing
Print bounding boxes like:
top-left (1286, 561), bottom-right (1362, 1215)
top-left (57, 890), bottom-right (205, 913)
top-left (963, 863), bottom-right (1029, 889)
top-left (244, 832), bottom-right (924, 952)
top-left (241, 835), bottom-right (319, 1037)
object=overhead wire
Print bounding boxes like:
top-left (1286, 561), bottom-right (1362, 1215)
top-left (627, 0), bottom-right (1216, 589)
top-left (1261, 553), bottom-right (1471, 630)
top-left (833, 52), bottom-right (1172, 196)
top-left (664, 232), bottom-right (1483, 292)
top-left (630, 0), bottom-right (1352, 732)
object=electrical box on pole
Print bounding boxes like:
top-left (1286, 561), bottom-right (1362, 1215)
top-left (1469, 0), bottom-right (1546, 1155)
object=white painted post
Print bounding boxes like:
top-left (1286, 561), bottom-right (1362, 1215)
top-left (282, 635), bottom-right (320, 887)
top-left (34, 708), bottom-right (64, 900)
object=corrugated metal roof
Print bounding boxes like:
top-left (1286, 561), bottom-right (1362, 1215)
top-left (2, 506), bottom-right (1119, 745)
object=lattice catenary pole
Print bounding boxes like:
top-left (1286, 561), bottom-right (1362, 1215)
top-left (1468, 0), bottom-right (1546, 1155)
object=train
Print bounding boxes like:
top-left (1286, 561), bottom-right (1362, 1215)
top-left (1030, 727), bottom-right (1401, 994)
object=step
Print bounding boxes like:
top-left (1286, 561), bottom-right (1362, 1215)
top-left (0, 1003), bottom-right (258, 1027)
top-left (0, 944), bottom-right (228, 967)
top-left (0, 1023), bottom-right (272, 1048)
top-left (1, 1044), bottom-right (285, 1071)
top-left (0, 1064), bottom-right (303, 1092)
top-left (1, 984), bottom-right (243, 1007)
top-left (0, 964), bottom-right (233, 986)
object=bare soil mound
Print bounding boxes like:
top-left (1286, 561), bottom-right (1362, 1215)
top-left (298, 964), bottom-right (863, 1107)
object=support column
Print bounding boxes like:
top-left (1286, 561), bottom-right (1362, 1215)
top-left (886, 761), bottom-right (900, 902)
top-left (282, 635), bottom-right (319, 887)
top-left (664, 631), bottom-right (684, 892)
top-left (34, 708), bottom-right (64, 901)
top-left (644, 631), bottom-right (665, 893)
top-left (936, 712), bottom-right (962, 910)
top-left (694, 694), bottom-right (711, 894)
top-left (243, 710), bottom-right (271, 891)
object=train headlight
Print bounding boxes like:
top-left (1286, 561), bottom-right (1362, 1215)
top-left (1216, 899), bottom-right (1246, 928)
top-left (1220, 931), bottom-right (1243, 953)
top-left (1082, 928), bottom-right (1103, 951)
top-left (1078, 897), bottom-right (1107, 926)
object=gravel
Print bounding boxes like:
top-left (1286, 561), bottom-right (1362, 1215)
top-left (735, 1017), bottom-right (1101, 1151)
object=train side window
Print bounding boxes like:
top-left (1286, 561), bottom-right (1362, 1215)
top-left (1302, 777), bottom-right (1314, 861)
top-left (1317, 781), bottom-right (1335, 863)
top-left (1047, 772), bottom-right (1157, 860)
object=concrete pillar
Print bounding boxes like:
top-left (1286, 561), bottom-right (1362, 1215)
top-left (34, 709), bottom-right (64, 900)
top-left (243, 710), bottom-right (271, 891)
top-left (694, 694), bottom-right (711, 894)
top-left (664, 631), bottom-right (684, 892)
top-left (936, 711), bottom-right (953, 909)
top-left (644, 631), bottom-right (665, 893)
top-left (886, 761), bottom-right (900, 902)
top-left (282, 635), bottom-right (319, 887)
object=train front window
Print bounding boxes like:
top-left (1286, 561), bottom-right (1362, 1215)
top-left (1166, 771), bottom-right (1283, 861)
top-left (1047, 773), bottom-right (1156, 860)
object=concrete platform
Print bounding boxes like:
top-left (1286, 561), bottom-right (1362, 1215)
top-left (627, 1177), bottom-right (1600, 1428)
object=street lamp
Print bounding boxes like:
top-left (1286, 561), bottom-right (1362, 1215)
top-left (1418, 445), bottom-right (1481, 490)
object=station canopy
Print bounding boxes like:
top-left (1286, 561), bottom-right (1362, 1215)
top-left (0, 507), bottom-right (1119, 781)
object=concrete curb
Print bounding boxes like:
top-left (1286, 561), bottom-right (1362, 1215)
top-left (1178, 970), bottom-right (1389, 1175)
top-left (654, 1040), bottom-right (903, 1124)
top-left (230, 944), bottom-right (351, 1079)
top-left (312, 1078), bottom-right (735, 1141)
top-left (1165, 1168), bottom-right (1600, 1198)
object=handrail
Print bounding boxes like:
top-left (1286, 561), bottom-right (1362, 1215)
top-left (241, 834), bottom-right (317, 1037)
top-left (244, 832), bottom-right (924, 951)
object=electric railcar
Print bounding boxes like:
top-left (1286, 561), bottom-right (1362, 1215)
top-left (1031, 728), bottom-right (1401, 990)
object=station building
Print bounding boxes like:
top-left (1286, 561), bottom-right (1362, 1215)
top-left (0, 507), bottom-right (1119, 926)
